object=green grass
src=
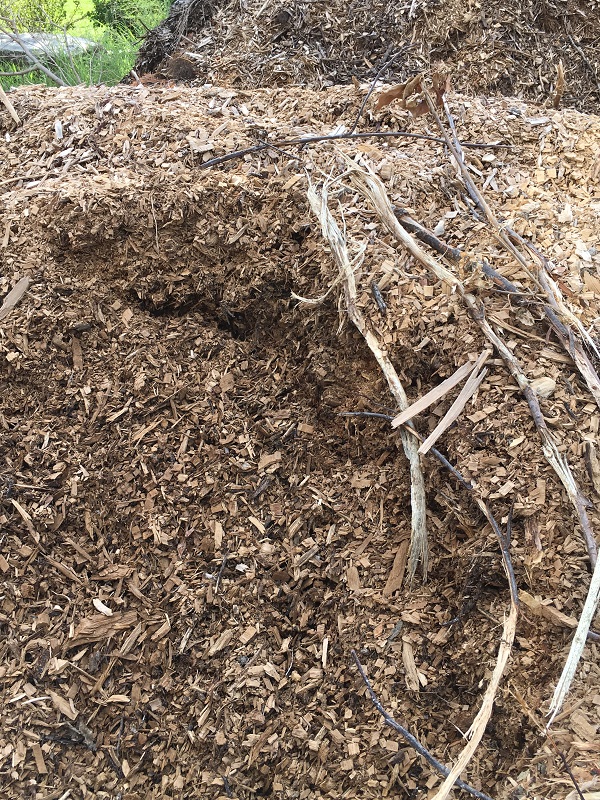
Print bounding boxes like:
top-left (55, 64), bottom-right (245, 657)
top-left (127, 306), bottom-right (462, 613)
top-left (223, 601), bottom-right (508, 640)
top-left (0, 0), bottom-right (168, 90)
top-left (0, 29), bottom-right (140, 89)
top-left (64, 0), bottom-right (106, 37)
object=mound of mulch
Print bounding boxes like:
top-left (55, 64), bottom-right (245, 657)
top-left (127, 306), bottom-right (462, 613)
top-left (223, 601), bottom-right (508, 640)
top-left (1, 79), bottom-right (600, 799)
top-left (133, 0), bottom-right (600, 113)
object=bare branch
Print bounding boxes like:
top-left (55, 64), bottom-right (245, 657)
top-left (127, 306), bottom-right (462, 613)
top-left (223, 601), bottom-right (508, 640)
top-left (200, 130), bottom-right (512, 170)
top-left (0, 17), bottom-right (68, 86)
top-left (0, 64), bottom-right (41, 76)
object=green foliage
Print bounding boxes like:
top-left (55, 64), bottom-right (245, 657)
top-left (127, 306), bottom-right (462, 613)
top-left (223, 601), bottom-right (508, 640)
top-left (1, 0), bottom-right (67, 31)
top-left (89, 0), bottom-right (136, 33)
top-left (0, 0), bottom-right (168, 90)
top-left (0, 25), bottom-right (140, 89)
top-left (89, 0), bottom-right (167, 36)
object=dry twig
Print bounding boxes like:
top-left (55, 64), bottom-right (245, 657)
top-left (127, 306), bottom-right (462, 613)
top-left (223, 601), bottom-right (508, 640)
top-left (390, 353), bottom-right (484, 429)
top-left (428, 500), bottom-right (518, 800)
top-left (0, 17), bottom-right (68, 87)
top-left (418, 362), bottom-right (488, 455)
top-left (340, 411), bottom-right (474, 490)
top-left (438, 88), bottom-right (600, 367)
top-left (547, 558), bottom-right (600, 727)
top-left (352, 650), bottom-right (495, 800)
top-left (307, 180), bottom-right (429, 581)
top-left (427, 90), bottom-right (600, 721)
top-left (0, 82), bottom-right (20, 124)
top-left (200, 129), bottom-right (511, 170)
top-left (393, 207), bottom-right (462, 261)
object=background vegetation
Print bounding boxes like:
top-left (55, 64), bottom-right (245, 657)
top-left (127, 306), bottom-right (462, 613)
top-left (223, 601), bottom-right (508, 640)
top-left (0, 0), bottom-right (169, 90)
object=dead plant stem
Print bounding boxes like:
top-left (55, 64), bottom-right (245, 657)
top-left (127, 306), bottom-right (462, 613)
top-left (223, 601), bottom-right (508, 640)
top-left (308, 181), bottom-right (428, 580)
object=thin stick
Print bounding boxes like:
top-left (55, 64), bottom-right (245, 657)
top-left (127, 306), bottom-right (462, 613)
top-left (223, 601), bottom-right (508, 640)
top-left (391, 353), bottom-right (484, 429)
top-left (481, 262), bottom-right (532, 300)
top-left (308, 181), bottom-right (428, 581)
top-left (351, 651), bottom-right (495, 800)
top-left (547, 553), bottom-right (600, 727)
top-left (214, 552), bottom-right (228, 595)
top-left (482, 261), bottom-right (600, 404)
top-left (0, 174), bottom-right (47, 187)
top-left (0, 82), bottom-right (20, 125)
top-left (429, 501), bottom-right (518, 800)
top-left (469, 296), bottom-right (597, 568)
top-left (419, 365), bottom-right (488, 455)
top-left (341, 410), bottom-right (394, 422)
top-left (339, 411), bottom-right (474, 490)
top-left (0, 64), bottom-right (41, 76)
top-left (200, 130), bottom-right (512, 170)
top-left (566, 26), bottom-right (600, 96)
top-left (556, 751), bottom-right (586, 800)
top-left (440, 94), bottom-right (600, 370)
top-left (422, 88), bottom-right (541, 291)
top-left (480, 502), bottom-right (519, 606)
top-left (0, 18), bottom-right (67, 87)
top-left (502, 195), bottom-right (598, 357)
top-left (394, 207), bottom-right (462, 261)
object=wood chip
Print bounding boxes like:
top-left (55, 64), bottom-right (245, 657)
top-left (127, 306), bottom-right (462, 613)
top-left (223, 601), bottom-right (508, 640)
top-left (383, 539), bottom-right (409, 597)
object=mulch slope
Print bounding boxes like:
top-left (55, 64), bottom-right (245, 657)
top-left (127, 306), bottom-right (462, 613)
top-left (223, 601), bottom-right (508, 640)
top-left (1, 82), bottom-right (600, 799)
top-left (134, 0), bottom-right (600, 114)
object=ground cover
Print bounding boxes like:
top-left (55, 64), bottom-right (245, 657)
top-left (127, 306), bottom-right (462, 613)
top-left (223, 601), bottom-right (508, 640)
top-left (1, 77), bottom-right (600, 799)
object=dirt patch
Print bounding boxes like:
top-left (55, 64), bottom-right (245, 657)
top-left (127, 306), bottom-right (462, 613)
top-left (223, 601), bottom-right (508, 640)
top-left (1, 82), bottom-right (600, 799)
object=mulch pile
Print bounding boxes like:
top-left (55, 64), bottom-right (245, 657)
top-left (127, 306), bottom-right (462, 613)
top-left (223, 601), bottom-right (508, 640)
top-left (134, 0), bottom-right (600, 113)
top-left (1, 76), bottom-right (600, 800)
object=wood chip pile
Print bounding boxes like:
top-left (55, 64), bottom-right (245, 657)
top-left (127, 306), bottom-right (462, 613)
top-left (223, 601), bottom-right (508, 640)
top-left (1, 80), bottom-right (600, 799)
top-left (133, 0), bottom-right (600, 114)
